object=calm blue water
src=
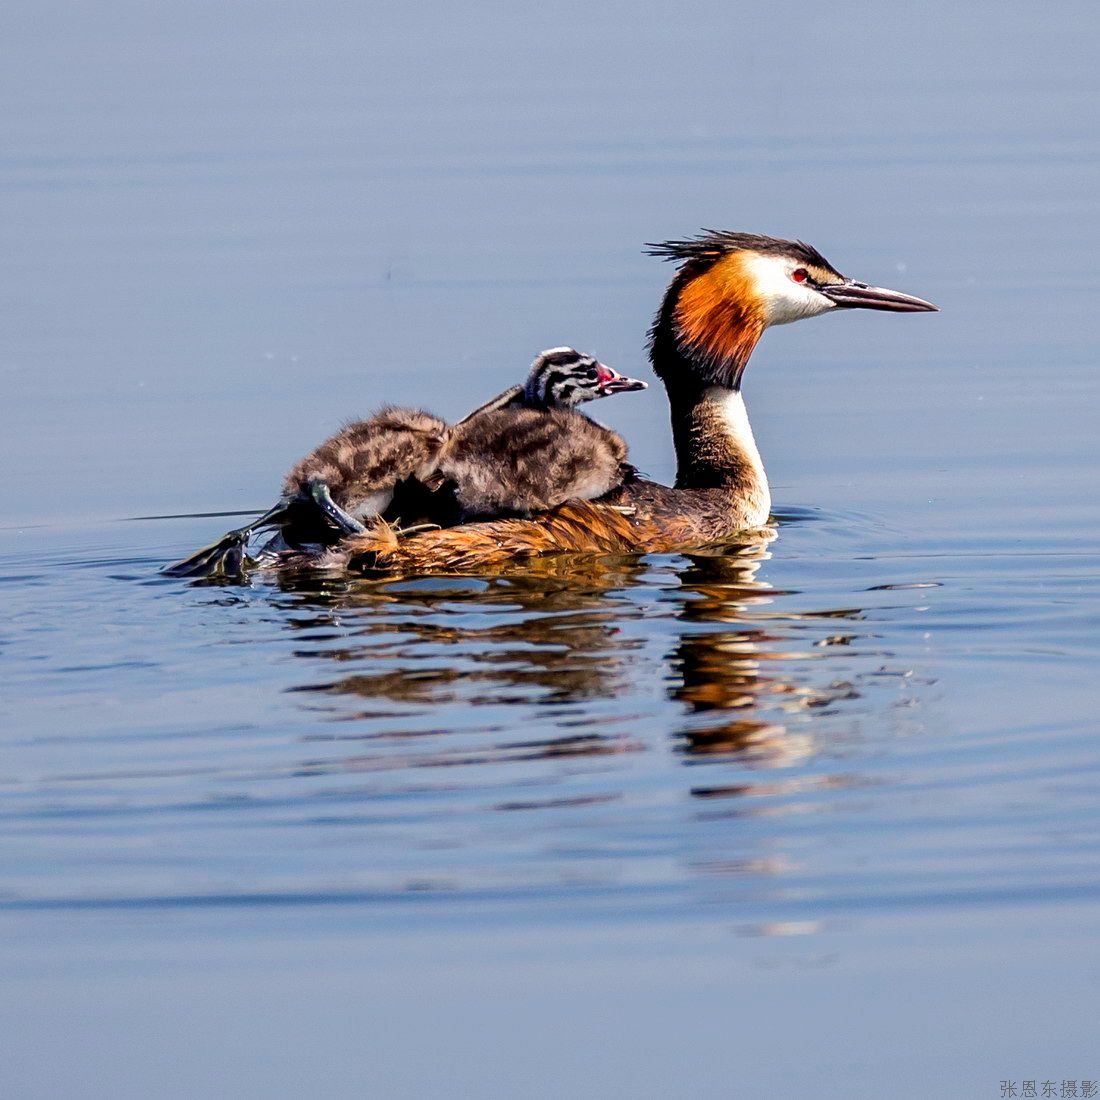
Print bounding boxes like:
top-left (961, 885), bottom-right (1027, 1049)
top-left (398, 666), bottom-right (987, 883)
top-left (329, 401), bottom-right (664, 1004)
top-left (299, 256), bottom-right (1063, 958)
top-left (3, 3), bottom-right (1099, 1097)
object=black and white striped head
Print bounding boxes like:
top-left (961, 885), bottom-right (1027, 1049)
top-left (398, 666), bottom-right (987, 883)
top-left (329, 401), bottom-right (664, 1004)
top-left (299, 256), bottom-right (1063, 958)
top-left (523, 347), bottom-right (647, 409)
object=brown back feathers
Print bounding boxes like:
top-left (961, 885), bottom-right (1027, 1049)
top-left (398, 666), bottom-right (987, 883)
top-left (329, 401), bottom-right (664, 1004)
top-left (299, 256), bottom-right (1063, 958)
top-left (439, 406), bottom-right (628, 517)
top-left (282, 407), bottom-right (449, 517)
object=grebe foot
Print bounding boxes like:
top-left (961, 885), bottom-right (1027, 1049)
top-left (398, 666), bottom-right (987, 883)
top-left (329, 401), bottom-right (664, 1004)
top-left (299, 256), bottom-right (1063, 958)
top-left (307, 479), bottom-right (367, 535)
top-left (163, 528), bottom-right (252, 578)
top-left (162, 498), bottom-right (295, 579)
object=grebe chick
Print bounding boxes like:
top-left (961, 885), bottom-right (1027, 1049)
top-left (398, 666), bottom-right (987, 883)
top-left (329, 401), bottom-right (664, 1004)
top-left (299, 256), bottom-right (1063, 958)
top-left (435, 347), bottom-right (647, 518)
top-left (163, 348), bottom-right (645, 577)
top-left (280, 406), bottom-right (449, 535)
top-left (162, 405), bottom-right (449, 578)
top-left (283, 349), bottom-right (645, 528)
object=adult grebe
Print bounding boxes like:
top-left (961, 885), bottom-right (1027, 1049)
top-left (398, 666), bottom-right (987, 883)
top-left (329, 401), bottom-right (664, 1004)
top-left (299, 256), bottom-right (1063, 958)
top-left (332, 231), bottom-right (937, 573)
top-left (164, 348), bottom-right (645, 577)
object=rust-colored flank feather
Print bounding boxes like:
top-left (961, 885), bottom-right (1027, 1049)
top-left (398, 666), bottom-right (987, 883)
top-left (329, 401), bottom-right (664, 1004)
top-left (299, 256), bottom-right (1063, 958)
top-left (313, 498), bottom-right (691, 574)
top-left (296, 477), bottom-right (771, 575)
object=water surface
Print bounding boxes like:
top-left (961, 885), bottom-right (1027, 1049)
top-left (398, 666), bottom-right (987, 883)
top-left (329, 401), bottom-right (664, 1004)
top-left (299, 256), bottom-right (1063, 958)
top-left (2, 2), bottom-right (1099, 1097)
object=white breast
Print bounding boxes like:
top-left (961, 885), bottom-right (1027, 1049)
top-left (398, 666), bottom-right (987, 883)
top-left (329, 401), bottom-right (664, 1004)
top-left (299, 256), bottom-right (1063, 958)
top-left (704, 386), bottom-right (772, 525)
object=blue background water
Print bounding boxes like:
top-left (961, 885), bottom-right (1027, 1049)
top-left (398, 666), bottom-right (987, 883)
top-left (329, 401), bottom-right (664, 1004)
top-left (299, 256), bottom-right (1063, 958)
top-left (2, 3), bottom-right (1099, 1097)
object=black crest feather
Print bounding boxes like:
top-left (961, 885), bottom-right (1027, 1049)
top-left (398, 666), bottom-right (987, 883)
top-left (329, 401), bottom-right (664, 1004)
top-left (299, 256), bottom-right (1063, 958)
top-left (644, 230), bottom-right (836, 274)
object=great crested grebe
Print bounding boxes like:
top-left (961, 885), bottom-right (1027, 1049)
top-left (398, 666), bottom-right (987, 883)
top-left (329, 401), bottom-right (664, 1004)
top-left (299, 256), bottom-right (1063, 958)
top-left (164, 347), bottom-right (645, 577)
top-left (328, 231), bottom-right (937, 573)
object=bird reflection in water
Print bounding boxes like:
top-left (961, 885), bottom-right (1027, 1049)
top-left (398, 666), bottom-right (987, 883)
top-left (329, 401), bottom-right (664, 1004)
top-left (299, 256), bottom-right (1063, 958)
top-left (276, 553), bottom-right (656, 774)
top-left (270, 528), bottom-right (869, 782)
top-left (672, 543), bottom-right (861, 771)
top-left (283, 554), bottom-right (649, 706)
top-left (257, 534), bottom-right (906, 918)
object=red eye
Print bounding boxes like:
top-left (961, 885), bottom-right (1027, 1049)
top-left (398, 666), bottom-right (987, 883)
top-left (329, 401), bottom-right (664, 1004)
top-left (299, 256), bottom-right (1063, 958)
top-left (791, 268), bottom-right (809, 283)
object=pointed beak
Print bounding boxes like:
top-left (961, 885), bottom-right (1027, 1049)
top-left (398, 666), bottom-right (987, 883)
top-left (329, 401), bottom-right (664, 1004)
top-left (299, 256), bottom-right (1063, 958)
top-left (596, 363), bottom-right (648, 395)
top-left (819, 279), bottom-right (938, 313)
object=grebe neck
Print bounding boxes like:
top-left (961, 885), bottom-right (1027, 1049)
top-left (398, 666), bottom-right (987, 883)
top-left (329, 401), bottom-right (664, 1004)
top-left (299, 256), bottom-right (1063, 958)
top-left (665, 379), bottom-right (770, 518)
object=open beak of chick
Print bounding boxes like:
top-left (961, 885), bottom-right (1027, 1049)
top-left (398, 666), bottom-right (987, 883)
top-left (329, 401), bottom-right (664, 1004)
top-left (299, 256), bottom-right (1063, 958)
top-left (818, 279), bottom-right (939, 313)
top-left (596, 363), bottom-right (649, 395)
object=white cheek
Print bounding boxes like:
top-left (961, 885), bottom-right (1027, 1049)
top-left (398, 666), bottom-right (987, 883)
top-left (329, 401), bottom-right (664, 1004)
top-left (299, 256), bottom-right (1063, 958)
top-left (744, 254), bottom-right (835, 327)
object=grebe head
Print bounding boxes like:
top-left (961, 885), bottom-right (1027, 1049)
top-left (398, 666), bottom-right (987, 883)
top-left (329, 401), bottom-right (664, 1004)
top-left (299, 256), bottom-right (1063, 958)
top-left (524, 347), bottom-right (648, 409)
top-left (647, 231), bottom-right (937, 389)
